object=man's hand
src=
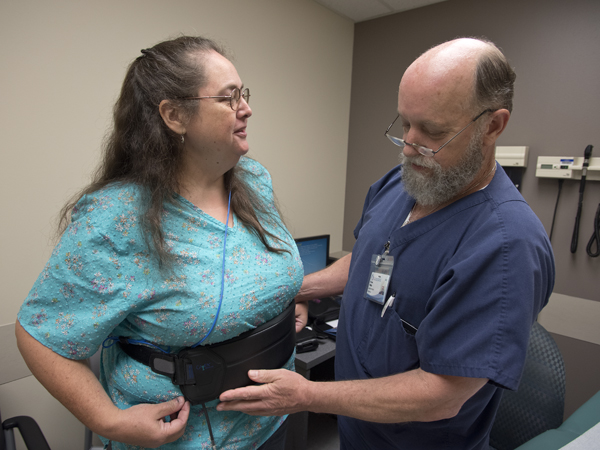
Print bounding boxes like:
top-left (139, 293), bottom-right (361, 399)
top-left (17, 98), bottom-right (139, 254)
top-left (217, 368), bottom-right (489, 424)
top-left (217, 369), bottom-right (311, 416)
top-left (109, 397), bottom-right (191, 448)
top-left (295, 301), bottom-right (309, 332)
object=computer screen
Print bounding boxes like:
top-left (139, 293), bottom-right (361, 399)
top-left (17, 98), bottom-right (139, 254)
top-left (295, 235), bottom-right (330, 276)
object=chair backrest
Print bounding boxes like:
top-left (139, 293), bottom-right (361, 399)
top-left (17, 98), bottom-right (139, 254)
top-left (1, 410), bottom-right (4, 450)
top-left (489, 321), bottom-right (566, 450)
top-left (2, 412), bottom-right (52, 450)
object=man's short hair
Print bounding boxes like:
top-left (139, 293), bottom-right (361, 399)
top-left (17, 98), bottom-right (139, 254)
top-left (474, 40), bottom-right (516, 113)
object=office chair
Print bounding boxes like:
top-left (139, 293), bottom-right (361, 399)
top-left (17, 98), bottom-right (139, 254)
top-left (1, 408), bottom-right (51, 450)
top-left (489, 321), bottom-right (566, 450)
top-left (2, 353), bottom-right (101, 450)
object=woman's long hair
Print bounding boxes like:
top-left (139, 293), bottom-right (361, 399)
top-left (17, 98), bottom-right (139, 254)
top-left (58, 36), bottom-right (288, 268)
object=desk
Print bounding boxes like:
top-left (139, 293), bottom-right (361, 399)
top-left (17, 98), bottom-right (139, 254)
top-left (295, 339), bottom-right (336, 378)
top-left (285, 339), bottom-right (337, 450)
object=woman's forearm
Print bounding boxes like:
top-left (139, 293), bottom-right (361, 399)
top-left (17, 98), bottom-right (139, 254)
top-left (15, 320), bottom-right (191, 447)
top-left (15, 320), bottom-right (119, 433)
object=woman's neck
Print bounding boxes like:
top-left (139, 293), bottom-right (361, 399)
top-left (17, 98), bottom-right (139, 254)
top-left (176, 155), bottom-right (233, 225)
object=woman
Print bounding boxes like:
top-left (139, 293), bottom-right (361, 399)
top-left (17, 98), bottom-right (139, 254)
top-left (16, 36), bottom-right (304, 449)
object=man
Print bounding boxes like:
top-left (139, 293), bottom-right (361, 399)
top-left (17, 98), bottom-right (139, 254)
top-left (218, 37), bottom-right (555, 450)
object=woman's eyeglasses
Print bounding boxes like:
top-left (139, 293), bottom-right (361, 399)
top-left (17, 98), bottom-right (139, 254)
top-left (180, 87), bottom-right (250, 111)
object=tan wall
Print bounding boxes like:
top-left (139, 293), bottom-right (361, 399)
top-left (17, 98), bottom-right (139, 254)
top-left (0, 0), bottom-right (353, 325)
top-left (0, 1), bottom-right (353, 448)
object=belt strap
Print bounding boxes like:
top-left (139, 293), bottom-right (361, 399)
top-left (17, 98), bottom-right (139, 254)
top-left (119, 302), bottom-right (296, 404)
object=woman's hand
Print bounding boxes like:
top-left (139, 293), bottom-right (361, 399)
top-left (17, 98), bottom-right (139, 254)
top-left (108, 397), bottom-right (191, 447)
top-left (16, 320), bottom-right (190, 447)
top-left (294, 300), bottom-right (309, 333)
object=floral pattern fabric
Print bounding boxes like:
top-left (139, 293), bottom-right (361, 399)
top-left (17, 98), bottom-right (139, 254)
top-left (19, 157), bottom-right (303, 449)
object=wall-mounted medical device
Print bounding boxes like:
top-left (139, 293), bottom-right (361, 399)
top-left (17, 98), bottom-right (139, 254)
top-left (496, 146), bottom-right (529, 167)
top-left (535, 156), bottom-right (600, 180)
top-left (537, 145), bottom-right (599, 258)
top-left (497, 146), bottom-right (529, 191)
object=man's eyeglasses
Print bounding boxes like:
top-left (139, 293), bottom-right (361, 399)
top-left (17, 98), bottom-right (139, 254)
top-left (384, 109), bottom-right (493, 157)
top-left (180, 87), bottom-right (250, 111)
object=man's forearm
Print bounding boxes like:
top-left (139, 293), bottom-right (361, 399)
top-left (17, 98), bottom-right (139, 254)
top-left (295, 253), bottom-right (351, 302)
top-left (306, 369), bottom-right (488, 423)
top-left (218, 366), bottom-right (488, 423)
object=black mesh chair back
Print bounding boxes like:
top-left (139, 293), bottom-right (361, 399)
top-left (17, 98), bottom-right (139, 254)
top-left (489, 321), bottom-right (566, 450)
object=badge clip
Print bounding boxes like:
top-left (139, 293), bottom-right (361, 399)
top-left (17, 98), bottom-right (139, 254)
top-left (375, 241), bottom-right (390, 266)
top-left (364, 242), bottom-right (393, 305)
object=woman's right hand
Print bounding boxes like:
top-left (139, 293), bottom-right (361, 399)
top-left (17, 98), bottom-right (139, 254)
top-left (108, 397), bottom-right (190, 447)
top-left (15, 320), bottom-right (190, 448)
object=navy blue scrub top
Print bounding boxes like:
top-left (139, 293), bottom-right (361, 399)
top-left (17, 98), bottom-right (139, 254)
top-left (335, 163), bottom-right (555, 450)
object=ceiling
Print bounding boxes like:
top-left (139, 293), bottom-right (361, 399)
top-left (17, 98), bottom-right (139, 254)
top-left (313, 0), bottom-right (449, 23)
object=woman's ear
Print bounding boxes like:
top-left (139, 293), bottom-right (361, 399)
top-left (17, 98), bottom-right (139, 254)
top-left (482, 109), bottom-right (510, 147)
top-left (159, 100), bottom-right (186, 135)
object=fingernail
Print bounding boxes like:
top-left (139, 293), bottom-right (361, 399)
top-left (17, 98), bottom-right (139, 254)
top-left (249, 370), bottom-right (258, 378)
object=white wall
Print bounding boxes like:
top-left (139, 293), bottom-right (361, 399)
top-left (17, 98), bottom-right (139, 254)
top-left (0, 1), bottom-right (353, 448)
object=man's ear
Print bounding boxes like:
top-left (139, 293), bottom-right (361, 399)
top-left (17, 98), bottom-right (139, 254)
top-left (482, 109), bottom-right (510, 147)
top-left (159, 100), bottom-right (186, 135)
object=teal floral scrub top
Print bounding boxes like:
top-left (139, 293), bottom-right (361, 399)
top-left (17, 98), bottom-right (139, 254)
top-left (18, 157), bottom-right (304, 449)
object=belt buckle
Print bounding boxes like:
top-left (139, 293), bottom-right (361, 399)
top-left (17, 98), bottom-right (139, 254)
top-left (178, 346), bottom-right (226, 405)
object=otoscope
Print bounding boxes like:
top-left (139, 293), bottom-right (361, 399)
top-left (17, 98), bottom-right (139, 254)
top-left (570, 145), bottom-right (594, 253)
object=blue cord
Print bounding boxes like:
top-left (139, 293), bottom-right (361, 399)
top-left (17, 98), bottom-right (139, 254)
top-left (105, 190), bottom-right (232, 351)
top-left (193, 190), bottom-right (231, 347)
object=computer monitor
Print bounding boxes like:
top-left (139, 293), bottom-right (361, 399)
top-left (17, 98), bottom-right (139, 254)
top-left (295, 235), bottom-right (330, 276)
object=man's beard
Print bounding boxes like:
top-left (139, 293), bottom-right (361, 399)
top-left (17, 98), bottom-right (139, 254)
top-left (399, 129), bottom-right (485, 206)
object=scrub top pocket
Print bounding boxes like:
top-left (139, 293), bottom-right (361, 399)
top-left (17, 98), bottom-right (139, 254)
top-left (356, 307), bottom-right (420, 379)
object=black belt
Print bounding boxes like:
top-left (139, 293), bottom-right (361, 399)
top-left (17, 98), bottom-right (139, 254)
top-left (119, 302), bottom-right (296, 404)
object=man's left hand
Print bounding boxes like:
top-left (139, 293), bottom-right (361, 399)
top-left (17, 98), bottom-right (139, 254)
top-left (217, 369), bottom-right (310, 416)
top-left (295, 301), bottom-right (309, 332)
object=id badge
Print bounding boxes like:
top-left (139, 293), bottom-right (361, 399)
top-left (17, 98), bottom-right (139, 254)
top-left (364, 253), bottom-right (394, 305)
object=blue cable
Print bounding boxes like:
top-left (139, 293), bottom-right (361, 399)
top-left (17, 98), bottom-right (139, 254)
top-left (192, 190), bottom-right (231, 347)
top-left (104, 190), bottom-right (232, 351)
